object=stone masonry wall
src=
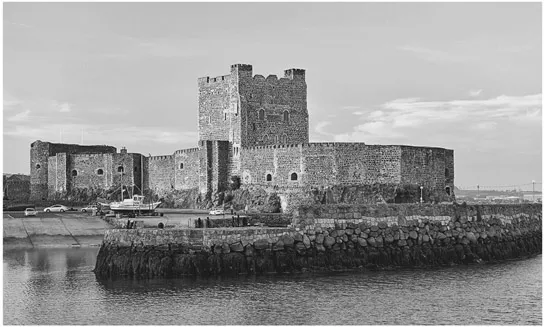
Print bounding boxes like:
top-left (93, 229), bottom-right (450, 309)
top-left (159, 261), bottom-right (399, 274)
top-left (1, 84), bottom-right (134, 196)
top-left (198, 75), bottom-right (235, 142)
top-left (400, 146), bottom-right (454, 201)
top-left (67, 153), bottom-right (114, 191)
top-left (174, 148), bottom-right (200, 190)
top-left (240, 143), bottom-right (403, 188)
top-left (94, 203), bottom-right (541, 278)
top-left (148, 155), bottom-right (175, 197)
top-left (30, 140), bottom-right (116, 200)
top-left (47, 153), bottom-right (67, 196)
top-left (238, 67), bottom-right (308, 147)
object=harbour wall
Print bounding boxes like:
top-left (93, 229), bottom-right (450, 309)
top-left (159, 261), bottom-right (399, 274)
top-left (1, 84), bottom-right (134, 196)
top-left (94, 203), bottom-right (542, 278)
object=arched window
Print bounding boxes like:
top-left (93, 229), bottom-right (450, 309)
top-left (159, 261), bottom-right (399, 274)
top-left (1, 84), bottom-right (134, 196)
top-left (445, 186), bottom-right (451, 196)
top-left (283, 110), bottom-right (290, 123)
top-left (290, 172), bottom-right (298, 181)
top-left (258, 109), bottom-right (265, 121)
top-left (36, 164), bottom-right (41, 169)
top-left (180, 163), bottom-right (184, 169)
top-left (253, 123), bottom-right (256, 131)
top-left (97, 169), bottom-right (104, 175)
top-left (118, 166), bottom-right (124, 173)
top-left (266, 174), bottom-right (272, 182)
top-left (134, 166), bottom-right (138, 172)
top-left (71, 169), bottom-right (78, 177)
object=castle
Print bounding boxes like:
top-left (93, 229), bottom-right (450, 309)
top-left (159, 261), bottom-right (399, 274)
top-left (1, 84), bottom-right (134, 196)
top-left (30, 64), bottom-right (455, 206)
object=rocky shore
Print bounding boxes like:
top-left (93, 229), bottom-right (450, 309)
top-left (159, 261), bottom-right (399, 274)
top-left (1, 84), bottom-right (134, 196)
top-left (94, 204), bottom-right (542, 279)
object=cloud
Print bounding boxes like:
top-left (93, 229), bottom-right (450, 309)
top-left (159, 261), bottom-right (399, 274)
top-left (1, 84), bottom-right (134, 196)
top-left (52, 102), bottom-right (73, 113)
top-left (342, 106), bottom-right (360, 110)
top-left (4, 122), bottom-right (198, 148)
top-left (469, 89), bottom-right (482, 97)
top-left (4, 20), bottom-right (32, 28)
top-left (397, 46), bottom-right (476, 63)
top-left (333, 93), bottom-right (542, 147)
top-left (7, 110), bottom-right (31, 122)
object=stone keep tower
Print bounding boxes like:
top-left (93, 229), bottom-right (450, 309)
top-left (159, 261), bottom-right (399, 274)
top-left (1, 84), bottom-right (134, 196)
top-left (197, 64), bottom-right (309, 188)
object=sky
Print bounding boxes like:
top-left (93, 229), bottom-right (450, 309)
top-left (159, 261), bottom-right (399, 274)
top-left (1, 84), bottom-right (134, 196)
top-left (3, 3), bottom-right (542, 191)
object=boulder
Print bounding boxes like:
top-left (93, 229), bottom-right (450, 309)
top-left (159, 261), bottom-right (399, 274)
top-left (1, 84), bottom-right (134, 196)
top-left (422, 235), bottom-right (429, 243)
top-left (398, 239), bottom-right (407, 246)
top-left (281, 235), bottom-right (295, 247)
top-left (409, 231), bottom-right (418, 239)
top-left (273, 240), bottom-right (285, 251)
top-left (294, 233), bottom-right (303, 242)
top-left (221, 242), bottom-right (231, 254)
top-left (316, 244), bottom-right (326, 252)
top-left (367, 237), bottom-right (377, 247)
top-left (378, 221), bottom-right (388, 229)
top-left (385, 235), bottom-right (394, 243)
top-left (370, 225), bottom-right (379, 232)
top-left (324, 236), bottom-right (336, 247)
top-left (466, 232), bottom-right (477, 243)
top-left (230, 242), bottom-right (244, 252)
top-left (303, 234), bottom-right (311, 248)
top-left (315, 234), bottom-right (325, 244)
top-left (357, 237), bottom-right (367, 247)
top-left (254, 239), bottom-right (269, 250)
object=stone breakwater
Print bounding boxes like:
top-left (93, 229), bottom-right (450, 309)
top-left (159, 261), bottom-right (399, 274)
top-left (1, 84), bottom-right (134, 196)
top-left (94, 204), bottom-right (542, 278)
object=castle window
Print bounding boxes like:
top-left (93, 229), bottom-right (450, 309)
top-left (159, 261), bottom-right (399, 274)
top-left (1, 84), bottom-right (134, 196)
top-left (224, 113), bottom-right (227, 121)
top-left (445, 168), bottom-right (450, 178)
top-left (134, 166), bottom-right (138, 172)
top-left (282, 134), bottom-right (288, 143)
top-left (97, 169), bottom-right (103, 175)
top-left (258, 109), bottom-right (265, 121)
top-left (266, 174), bottom-right (272, 182)
top-left (283, 110), bottom-right (290, 123)
top-left (71, 170), bottom-right (78, 177)
top-left (253, 123), bottom-right (256, 131)
top-left (445, 186), bottom-right (451, 196)
top-left (180, 163), bottom-right (184, 169)
top-left (290, 172), bottom-right (298, 181)
top-left (118, 166), bottom-right (124, 173)
top-left (275, 135), bottom-right (279, 143)
top-left (36, 164), bottom-right (41, 169)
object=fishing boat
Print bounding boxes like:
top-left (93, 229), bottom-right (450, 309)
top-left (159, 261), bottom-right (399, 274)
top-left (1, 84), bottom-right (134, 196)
top-left (109, 195), bottom-right (161, 213)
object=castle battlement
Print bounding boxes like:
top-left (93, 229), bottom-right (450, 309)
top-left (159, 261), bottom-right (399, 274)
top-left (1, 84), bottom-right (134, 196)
top-left (174, 148), bottom-right (200, 155)
top-left (149, 155), bottom-right (173, 161)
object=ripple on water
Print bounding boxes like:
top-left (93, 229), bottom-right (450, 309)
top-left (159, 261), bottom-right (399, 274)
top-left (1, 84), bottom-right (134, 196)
top-left (3, 248), bottom-right (542, 325)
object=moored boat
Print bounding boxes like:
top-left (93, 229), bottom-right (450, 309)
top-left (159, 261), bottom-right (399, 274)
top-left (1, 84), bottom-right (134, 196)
top-left (109, 195), bottom-right (161, 212)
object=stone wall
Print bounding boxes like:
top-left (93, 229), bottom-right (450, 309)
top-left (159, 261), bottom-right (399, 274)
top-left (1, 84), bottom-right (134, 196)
top-left (148, 155), bottom-right (175, 196)
top-left (239, 143), bottom-right (451, 191)
top-left (400, 146), bottom-right (454, 200)
top-left (174, 148), bottom-right (200, 190)
top-left (94, 203), bottom-right (542, 278)
top-left (30, 140), bottom-right (116, 201)
top-left (238, 67), bottom-right (309, 147)
top-left (67, 153), bottom-right (114, 190)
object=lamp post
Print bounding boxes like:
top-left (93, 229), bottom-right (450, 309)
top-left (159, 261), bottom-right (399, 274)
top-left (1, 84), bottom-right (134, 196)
top-left (420, 186), bottom-right (423, 204)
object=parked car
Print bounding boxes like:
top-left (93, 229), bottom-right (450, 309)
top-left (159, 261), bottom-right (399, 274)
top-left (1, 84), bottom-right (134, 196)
top-left (209, 209), bottom-right (224, 215)
top-left (81, 205), bottom-right (98, 212)
top-left (24, 208), bottom-right (37, 217)
top-left (43, 204), bottom-right (69, 213)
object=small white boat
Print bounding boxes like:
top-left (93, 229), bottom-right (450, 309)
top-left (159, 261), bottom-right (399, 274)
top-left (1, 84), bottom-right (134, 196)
top-left (109, 195), bottom-right (161, 212)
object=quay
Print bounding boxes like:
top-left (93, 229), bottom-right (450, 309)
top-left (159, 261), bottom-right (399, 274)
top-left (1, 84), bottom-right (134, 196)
top-left (94, 203), bottom-right (542, 278)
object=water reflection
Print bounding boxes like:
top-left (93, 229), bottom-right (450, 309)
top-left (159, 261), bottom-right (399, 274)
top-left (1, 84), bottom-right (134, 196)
top-left (3, 248), bottom-right (542, 325)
